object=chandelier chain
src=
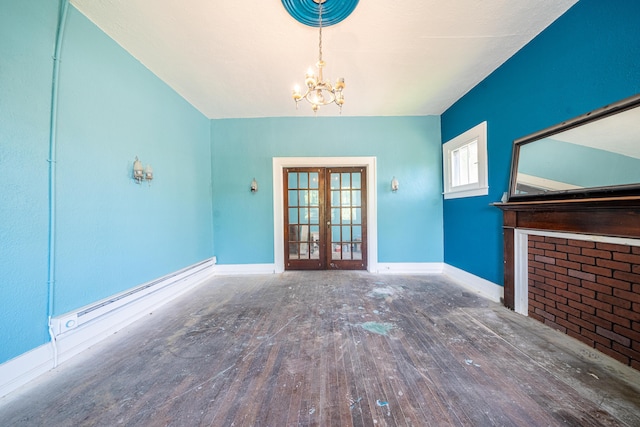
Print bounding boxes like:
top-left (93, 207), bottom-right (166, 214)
top-left (318, 2), bottom-right (323, 63)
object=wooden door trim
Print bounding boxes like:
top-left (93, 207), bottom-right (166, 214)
top-left (273, 157), bottom-right (378, 273)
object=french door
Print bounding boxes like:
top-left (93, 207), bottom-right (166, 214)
top-left (284, 167), bottom-right (367, 270)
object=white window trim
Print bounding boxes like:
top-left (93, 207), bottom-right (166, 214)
top-left (442, 121), bottom-right (488, 199)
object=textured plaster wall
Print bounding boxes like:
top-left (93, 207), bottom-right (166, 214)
top-left (0, 0), bottom-right (59, 364)
top-left (441, 0), bottom-right (640, 285)
top-left (53, 7), bottom-right (213, 314)
top-left (210, 116), bottom-right (444, 265)
top-left (0, 2), bottom-right (213, 364)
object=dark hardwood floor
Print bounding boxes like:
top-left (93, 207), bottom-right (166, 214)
top-left (1, 271), bottom-right (639, 426)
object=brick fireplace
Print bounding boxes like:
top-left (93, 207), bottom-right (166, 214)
top-left (497, 197), bottom-right (640, 371)
top-left (527, 234), bottom-right (640, 369)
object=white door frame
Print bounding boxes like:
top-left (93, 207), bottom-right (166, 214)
top-left (273, 157), bottom-right (378, 273)
top-left (513, 229), bottom-right (529, 315)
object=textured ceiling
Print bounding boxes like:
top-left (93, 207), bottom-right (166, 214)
top-left (70, 0), bottom-right (578, 119)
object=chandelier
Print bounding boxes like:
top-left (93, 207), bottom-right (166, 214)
top-left (292, 0), bottom-right (345, 113)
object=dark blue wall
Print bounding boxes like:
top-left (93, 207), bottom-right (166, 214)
top-left (441, 0), bottom-right (640, 285)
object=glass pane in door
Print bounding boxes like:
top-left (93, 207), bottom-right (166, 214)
top-left (286, 169), bottom-right (323, 265)
top-left (329, 170), bottom-right (363, 262)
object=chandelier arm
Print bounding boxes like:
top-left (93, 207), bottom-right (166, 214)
top-left (304, 89), bottom-right (336, 106)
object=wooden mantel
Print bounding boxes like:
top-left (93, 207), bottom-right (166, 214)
top-left (495, 196), bottom-right (640, 309)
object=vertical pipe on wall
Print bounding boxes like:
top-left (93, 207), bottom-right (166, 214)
top-left (47, 0), bottom-right (70, 367)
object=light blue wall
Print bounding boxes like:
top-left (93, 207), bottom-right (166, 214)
top-left (210, 116), bottom-right (443, 265)
top-left (519, 138), bottom-right (640, 188)
top-left (53, 7), bottom-right (213, 314)
top-left (0, 0), bottom-right (58, 364)
top-left (441, 0), bottom-right (640, 285)
top-left (0, 2), bottom-right (213, 364)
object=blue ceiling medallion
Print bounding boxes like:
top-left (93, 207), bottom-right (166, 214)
top-left (282, 0), bottom-right (359, 27)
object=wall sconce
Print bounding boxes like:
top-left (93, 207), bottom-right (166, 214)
top-left (133, 156), bottom-right (153, 184)
top-left (250, 178), bottom-right (258, 193)
top-left (391, 176), bottom-right (399, 192)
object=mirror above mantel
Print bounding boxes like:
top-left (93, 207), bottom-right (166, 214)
top-left (508, 93), bottom-right (640, 202)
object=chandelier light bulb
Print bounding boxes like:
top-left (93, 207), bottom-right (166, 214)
top-left (305, 74), bottom-right (317, 88)
top-left (292, 85), bottom-right (302, 101)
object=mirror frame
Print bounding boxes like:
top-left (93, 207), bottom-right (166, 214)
top-left (508, 93), bottom-right (640, 202)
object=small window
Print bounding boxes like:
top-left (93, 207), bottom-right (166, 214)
top-left (443, 121), bottom-right (488, 199)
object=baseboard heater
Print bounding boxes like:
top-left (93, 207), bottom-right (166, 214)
top-left (50, 258), bottom-right (214, 337)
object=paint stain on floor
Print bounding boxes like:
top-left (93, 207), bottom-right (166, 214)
top-left (368, 287), bottom-right (394, 297)
top-left (359, 322), bottom-right (394, 335)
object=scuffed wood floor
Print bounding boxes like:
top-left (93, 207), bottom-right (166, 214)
top-left (1, 272), bottom-right (640, 426)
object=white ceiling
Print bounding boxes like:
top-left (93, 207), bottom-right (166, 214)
top-left (70, 0), bottom-right (578, 119)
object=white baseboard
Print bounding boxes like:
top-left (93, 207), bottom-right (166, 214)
top-left (215, 262), bottom-right (444, 275)
top-left (213, 263), bottom-right (276, 275)
top-left (0, 344), bottom-right (52, 399)
top-left (375, 262), bottom-right (444, 274)
top-left (442, 264), bottom-right (504, 303)
top-left (0, 258), bottom-right (215, 399)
